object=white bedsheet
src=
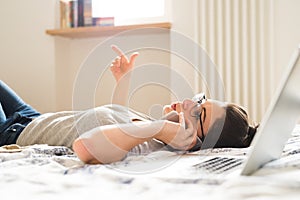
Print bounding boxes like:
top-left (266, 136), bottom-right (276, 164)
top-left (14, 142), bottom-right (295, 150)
top-left (1, 125), bottom-right (300, 200)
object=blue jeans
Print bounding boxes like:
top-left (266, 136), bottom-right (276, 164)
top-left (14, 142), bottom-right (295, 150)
top-left (0, 80), bottom-right (41, 146)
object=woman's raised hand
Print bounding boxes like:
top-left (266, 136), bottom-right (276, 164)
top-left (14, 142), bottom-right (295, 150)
top-left (110, 45), bottom-right (139, 82)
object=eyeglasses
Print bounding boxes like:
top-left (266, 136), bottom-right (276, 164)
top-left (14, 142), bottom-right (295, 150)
top-left (192, 92), bottom-right (206, 106)
top-left (192, 93), bottom-right (207, 142)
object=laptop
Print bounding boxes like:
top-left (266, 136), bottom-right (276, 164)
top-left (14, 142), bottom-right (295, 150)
top-left (240, 45), bottom-right (300, 175)
top-left (188, 44), bottom-right (300, 179)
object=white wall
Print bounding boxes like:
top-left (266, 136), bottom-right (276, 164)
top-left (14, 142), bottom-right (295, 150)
top-left (170, 0), bottom-right (201, 101)
top-left (54, 33), bottom-right (171, 118)
top-left (273, 0), bottom-right (300, 78)
top-left (0, 0), bottom-right (170, 117)
top-left (0, 0), bottom-right (56, 113)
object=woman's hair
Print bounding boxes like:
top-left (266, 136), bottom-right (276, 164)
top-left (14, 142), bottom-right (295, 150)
top-left (204, 104), bottom-right (258, 149)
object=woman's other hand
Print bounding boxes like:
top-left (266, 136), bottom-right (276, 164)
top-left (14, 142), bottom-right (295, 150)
top-left (157, 112), bottom-right (198, 151)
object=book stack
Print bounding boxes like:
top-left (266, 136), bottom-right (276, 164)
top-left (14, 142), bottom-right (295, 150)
top-left (60, 0), bottom-right (114, 28)
top-left (92, 17), bottom-right (115, 27)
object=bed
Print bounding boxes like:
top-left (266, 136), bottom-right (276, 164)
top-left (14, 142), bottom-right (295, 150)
top-left (1, 125), bottom-right (300, 200)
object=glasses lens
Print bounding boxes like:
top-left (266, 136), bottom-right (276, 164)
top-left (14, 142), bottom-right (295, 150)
top-left (190, 93), bottom-right (206, 117)
top-left (192, 93), bottom-right (206, 104)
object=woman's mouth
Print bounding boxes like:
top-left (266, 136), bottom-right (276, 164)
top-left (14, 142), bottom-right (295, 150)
top-left (171, 103), bottom-right (176, 111)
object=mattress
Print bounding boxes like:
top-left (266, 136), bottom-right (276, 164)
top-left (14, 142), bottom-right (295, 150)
top-left (1, 125), bottom-right (300, 200)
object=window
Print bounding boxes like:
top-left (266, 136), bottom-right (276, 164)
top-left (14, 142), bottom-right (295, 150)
top-left (92, 0), bottom-right (169, 25)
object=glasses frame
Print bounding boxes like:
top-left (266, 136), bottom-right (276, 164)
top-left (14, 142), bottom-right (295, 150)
top-left (192, 93), bottom-right (207, 142)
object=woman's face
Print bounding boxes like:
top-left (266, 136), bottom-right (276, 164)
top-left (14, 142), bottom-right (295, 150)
top-left (163, 95), bottom-right (226, 139)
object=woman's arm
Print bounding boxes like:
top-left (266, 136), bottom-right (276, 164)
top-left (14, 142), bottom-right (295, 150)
top-left (110, 45), bottom-right (139, 106)
top-left (73, 113), bottom-right (197, 164)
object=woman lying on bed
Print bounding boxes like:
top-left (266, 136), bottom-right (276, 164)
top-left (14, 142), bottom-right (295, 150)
top-left (0, 45), bottom-right (258, 164)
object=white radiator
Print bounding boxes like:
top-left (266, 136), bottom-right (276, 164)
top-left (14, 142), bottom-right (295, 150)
top-left (197, 0), bottom-right (274, 122)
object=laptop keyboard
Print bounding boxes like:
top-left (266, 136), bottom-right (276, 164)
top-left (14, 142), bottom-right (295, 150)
top-left (192, 157), bottom-right (244, 174)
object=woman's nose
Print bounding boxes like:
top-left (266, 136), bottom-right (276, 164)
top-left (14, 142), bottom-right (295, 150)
top-left (182, 99), bottom-right (195, 110)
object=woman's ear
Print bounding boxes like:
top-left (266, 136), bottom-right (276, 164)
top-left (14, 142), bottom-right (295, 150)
top-left (245, 124), bottom-right (259, 145)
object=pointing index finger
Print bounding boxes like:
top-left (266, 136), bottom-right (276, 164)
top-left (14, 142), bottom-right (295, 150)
top-left (111, 45), bottom-right (124, 57)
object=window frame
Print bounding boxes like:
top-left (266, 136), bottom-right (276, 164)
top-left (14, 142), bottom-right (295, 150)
top-left (91, 0), bottom-right (171, 26)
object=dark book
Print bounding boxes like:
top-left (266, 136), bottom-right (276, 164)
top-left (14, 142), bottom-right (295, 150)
top-left (77, 0), bottom-right (84, 27)
top-left (69, 0), bottom-right (78, 28)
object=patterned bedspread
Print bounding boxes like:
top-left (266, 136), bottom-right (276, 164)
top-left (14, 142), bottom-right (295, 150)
top-left (1, 125), bottom-right (300, 200)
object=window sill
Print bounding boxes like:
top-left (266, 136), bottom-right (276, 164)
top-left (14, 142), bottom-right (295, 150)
top-left (45, 22), bottom-right (172, 39)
